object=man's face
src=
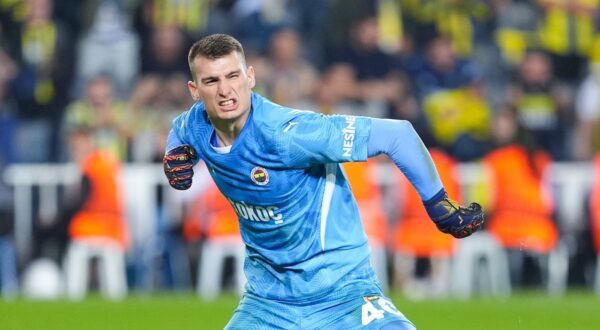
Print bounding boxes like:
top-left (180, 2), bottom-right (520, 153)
top-left (188, 51), bottom-right (255, 127)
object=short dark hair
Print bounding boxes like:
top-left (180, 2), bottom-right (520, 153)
top-left (188, 34), bottom-right (246, 81)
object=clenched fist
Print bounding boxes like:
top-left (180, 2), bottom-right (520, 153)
top-left (424, 189), bottom-right (485, 239)
top-left (163, 145), bottom-right (198, 190)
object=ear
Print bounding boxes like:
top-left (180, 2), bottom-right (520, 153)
top-left (187, 80), bottom-right (200, 101)
top-left (247, 66), bottom-right (256, 89)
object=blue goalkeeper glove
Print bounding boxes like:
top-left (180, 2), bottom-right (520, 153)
top-left (424, 189), bottom-right (485, 238)
top-left (163, 145), bottom-right (198, 190)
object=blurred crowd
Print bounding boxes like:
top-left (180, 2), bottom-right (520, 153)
top-left (0, 0), bottom-right (599, 166)
top-left (1, 0), bottom-right (600, 300)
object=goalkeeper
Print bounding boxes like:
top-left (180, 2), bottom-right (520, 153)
top-left (164, 34), bottom-right (484, 329)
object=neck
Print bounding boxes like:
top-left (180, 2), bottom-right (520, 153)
top-left (212, 111), bottom-right (250, 147)
top-left (214, 125), bottom-right (239, 147)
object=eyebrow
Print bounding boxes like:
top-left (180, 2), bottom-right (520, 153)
top-left (200, 69), bottom-right (242, 83)
top-left (226, 69), bottom-right (242, 77)
top-left (200, 76), bottom-right (217, 83)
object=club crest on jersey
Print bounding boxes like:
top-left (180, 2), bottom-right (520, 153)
top-left (251, 167), bottom-right (269, 185)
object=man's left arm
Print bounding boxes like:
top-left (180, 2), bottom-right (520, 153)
top-left (367, 118), bottom-right (485, 238)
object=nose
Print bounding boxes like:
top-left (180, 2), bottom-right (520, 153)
top-left (217, 80), bottom-right (232, 97)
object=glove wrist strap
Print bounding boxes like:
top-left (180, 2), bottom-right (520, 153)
top-left (423, 188), bottom-right (462, 223)
top-left (423, 188), bottom-right (447, 206)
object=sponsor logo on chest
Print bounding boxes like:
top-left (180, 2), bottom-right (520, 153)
top-left (227, 197), bottom-right (283, 224)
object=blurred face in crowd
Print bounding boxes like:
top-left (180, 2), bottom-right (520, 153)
top-left (351, 17), bottom-right (379, 51)
top-left (152, 26), bottom-right (185, 65)
top-left (165, 73), bottom-right (192, 107)
top-left (318, 64), bottom-right (357, 106)
top-left (270, 29), bottom-right (301, 67)
top-left (26, 0), bottom-right (52, 24)
top-left (87, 76), bottom-right (114, 109)
top-left (69, 130), bottom-right (95, 163)
top-left (493, 110), bottom-right (518, 145)
top-left (428, 37), bottom-right (457, 73)
top-left (520, 52), bottom-right (551, 84)
top-left (187, 51), bottom-right (256, 131)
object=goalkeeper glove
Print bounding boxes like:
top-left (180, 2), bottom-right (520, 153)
top-left (163, 145), bottom-right (198, 190)
top-left (424, 189), bottom-right (485, 238)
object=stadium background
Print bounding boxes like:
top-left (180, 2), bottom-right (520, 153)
top-left (1, 0), bottom-right (600, 329)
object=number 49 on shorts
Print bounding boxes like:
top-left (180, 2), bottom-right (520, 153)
top-left (361, 295), bottom-right (404, 326)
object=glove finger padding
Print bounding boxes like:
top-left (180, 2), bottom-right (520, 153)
top-left (163, 146), bottom-right (198, 164)
top-left (163, 145), bottom-right (198, 190)
top-left (168, 168), bottom-right (194, 181)
top-left (433, 202), bottom-right (485, 238)
top-left (168, 176), bottom-right (193, 190)
top-left (164, 164), bottom-right (194, 190)
top-left (450, 203), bottom-right (485, 238)
top-left (164, 162), bottom-right (194, 174)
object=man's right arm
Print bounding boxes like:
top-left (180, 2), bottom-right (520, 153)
top-left (163, 129), bottom-right (198, 190)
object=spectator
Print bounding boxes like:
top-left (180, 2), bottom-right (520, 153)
top-left (1, 41), bottom-right (23, 295)
top-left (315, 63), bottom-right (360, 115)
top-left (0, 48), bottom-right (18, 164)
top-left (484, 109), bottom-right (563, 292)
top-left (286, 0), bottom-right (330, 67)
top-left (505, 49), bottom-right (572, 160)
top-left (401, 0), bottom-right (492, 56)
top-left (316, 61), bottom-right (415, 127)
top-left (141, 25), bottom-right (190, 76)
top-left (329, 14), bottom-right (411, 119)
top-left (316, 62), bottom-right (412, 124)
top-left (0, 0), bottom-right (24, 44)
top-left (536, 0), bottom-right (599, 84)
top-left (134, 0), bottom-right (211, 39)
top-left (75, 0), bottom-right (140, 99)
top-left (490, 0), bottom-right (540, 106)
top-left (413, 35), bottom-right (492, 161)
top-left (9, 0), bottom-right (75, 162)
top-left (573, 66), bottom-right (600, 160)
top-left (128, 73), bottom-right (193, 163)
top-left (323, 0), bottom-right (376, 54)
top-left (63, 126), bottom-right (129, 300)
top-left (229, 0), bottom-right (299, 54)
top-left (332, 14), bottom-right (397, 84)
top-left (493, 0), bottom-right (540, 69)
top-left (261, 28), bottom-right (318, 109)
top-left (63, 74), bottom-right (131, 161)
top-left (409, 35), bottom-right (482, 98)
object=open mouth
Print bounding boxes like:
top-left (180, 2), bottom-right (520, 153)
top-left (219, 98), bottom-right (237, 111)
top-left (220, 99), bottom-right (234, 106)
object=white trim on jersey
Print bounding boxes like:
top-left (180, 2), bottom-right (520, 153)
top-left (211, 144), bottom-right (232, 154)
top-left (320, 163), bottom-right (338, 251)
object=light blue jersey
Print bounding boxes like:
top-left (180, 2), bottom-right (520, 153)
top-left (170, 93), bottom-right (375, 302)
